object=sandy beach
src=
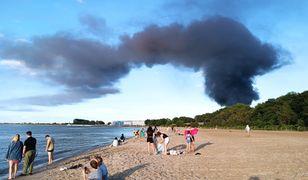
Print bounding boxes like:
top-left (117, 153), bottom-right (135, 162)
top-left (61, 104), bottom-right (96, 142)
top-left (16, 128), bottom-right (308, 180)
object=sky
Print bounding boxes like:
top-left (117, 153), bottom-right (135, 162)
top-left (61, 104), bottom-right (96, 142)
top-left (0, 0), bottom-right (307, 123)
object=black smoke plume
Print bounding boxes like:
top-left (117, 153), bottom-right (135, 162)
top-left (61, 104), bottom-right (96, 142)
top-left (0, 16), bottom-right (287, 106)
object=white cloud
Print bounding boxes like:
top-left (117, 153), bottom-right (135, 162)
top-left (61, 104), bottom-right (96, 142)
top-left (0, 59), bottom-right (37, 75)
top-left (15, 38), bottom-right (32, 44)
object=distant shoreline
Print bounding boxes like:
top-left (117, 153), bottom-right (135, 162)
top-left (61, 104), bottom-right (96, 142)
top-left (0, 123), bottom-right (145, 127)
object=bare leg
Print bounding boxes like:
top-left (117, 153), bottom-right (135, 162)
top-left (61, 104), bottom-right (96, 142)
top-left (164, 143), bottom-right (168, 155)
top-left (8, 160), bottom-right (13, 179)
top-left (13, 162), bottom-right (18, 179)
top-left (191, 142), bottom-right (195, 152)
top-left (51, 152), bottom-right (54, 163)
top-left (147, 142), bottom-right (151, 154)
top-left (48, 152), bottom-right (53, 164)
top-left (151, 143), bottom-right (156, 154)
top-left (186, 142), bottom-right (190, 153)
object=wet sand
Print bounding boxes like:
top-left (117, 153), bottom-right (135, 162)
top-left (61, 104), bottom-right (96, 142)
top-left (17, 128), bottom-right (308, 180)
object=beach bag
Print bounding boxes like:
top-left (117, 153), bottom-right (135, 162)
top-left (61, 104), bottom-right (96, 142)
top-left (157, 143), bottom-right (164, 154)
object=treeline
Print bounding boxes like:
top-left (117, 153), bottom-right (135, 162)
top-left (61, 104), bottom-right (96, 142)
top-left (145, 91), bottom-right (308, 131)
top-left (73, 119), bottom-right (105, 125)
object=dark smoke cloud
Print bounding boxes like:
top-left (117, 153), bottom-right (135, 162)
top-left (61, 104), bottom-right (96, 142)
top-left (0, 16), bottom-right (288, 106)
top-left (79, 14), bottom-right (111, 37)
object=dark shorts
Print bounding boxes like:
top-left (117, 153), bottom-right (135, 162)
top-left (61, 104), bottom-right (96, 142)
top-left (191, 136), bottom-right (195, 142)
top-left (147, 137), bottom-right (154, 143)
top-left (47, 149), bottom-right (54, 152)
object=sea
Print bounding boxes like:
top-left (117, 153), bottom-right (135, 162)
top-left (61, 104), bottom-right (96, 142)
top-left (0, 124), bottom-right (136, 179)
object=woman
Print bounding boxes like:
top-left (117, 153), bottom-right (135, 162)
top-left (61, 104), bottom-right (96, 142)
top-left (146, 126), bottom-right (156, 155)
top-left (83, 159), bottom-right (103, 180)
top-left (157, 131), bottom-right (169, 155)
top-left (6, 134), bottom-right (23, 179)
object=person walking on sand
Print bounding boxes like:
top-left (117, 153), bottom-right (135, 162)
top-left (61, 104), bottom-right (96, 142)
top-left (146, 126), bottom-right (156, 155)
top-left (245, 125), bottom-right (250, 136)
top-left (157, 131), bottom-right (169, 155)
top-left (6, 134), bottom-right (23, 179)
top-left (45, 134), bottom-right (55, 165)
top-left (22, 131), bottom-right (36, 176)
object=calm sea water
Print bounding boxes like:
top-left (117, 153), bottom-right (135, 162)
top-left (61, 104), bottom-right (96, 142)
top-left (0, 124), bottom-right (135, 179)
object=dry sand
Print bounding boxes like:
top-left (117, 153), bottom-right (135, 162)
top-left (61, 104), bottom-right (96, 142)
top-left (17, 128), bottom-right (308, 180)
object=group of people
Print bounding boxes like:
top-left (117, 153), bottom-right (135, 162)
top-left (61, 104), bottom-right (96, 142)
top-left (145, 125), bottom-right (198, 155)
top-left (146, 126), bottom-right (170, 155)
top-left (110, 134), bottom-right (126, 147)
top-left (83, 156), bottom-right (108, 180)
top-left (5, 131), bottom-right (55, 179)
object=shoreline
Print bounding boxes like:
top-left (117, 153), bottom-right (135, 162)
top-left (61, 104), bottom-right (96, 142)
top-left (16, 129), bottom-right (308, 180)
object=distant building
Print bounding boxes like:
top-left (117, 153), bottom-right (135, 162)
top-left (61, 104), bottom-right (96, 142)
top-left (112, 121), bottom-right (124, 126)
top-left (123, 120), bottom-right (145, 126)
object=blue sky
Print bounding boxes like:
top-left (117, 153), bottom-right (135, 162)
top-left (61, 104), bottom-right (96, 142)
top-left (0, 0), bottom-right (307, 123)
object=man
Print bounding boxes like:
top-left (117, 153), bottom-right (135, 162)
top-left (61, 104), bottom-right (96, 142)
top-left (22, 131), bottom-right (36, 176)
top-left (45, 134), bottom-right (55, 165)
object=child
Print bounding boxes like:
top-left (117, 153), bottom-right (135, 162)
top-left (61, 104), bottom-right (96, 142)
top-left (185, 130), bottom-right (192, 153)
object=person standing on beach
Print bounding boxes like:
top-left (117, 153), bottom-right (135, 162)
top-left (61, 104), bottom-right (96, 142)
top-left (245, 125), bottom-right (250, 136)
top-left (146, 126), bottom-right (156, 155)
top-left (45, 134), bottom-right (55, 165)
top-left (22, 131), bottom-right (36, 176)
top-left (6, 134), bottom-right (23, 179)
top-left (185, 130), bottom-right (192, 153)
top-left (186, 125), bottom-right (195, 152)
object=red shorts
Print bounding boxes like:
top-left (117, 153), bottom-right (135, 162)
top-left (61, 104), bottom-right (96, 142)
top-left (11, 160), bottom-right (19, 164)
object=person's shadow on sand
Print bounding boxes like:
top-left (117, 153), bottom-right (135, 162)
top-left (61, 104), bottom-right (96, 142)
top-left (195, 142), bottom-right (213, 152)
top-left (170, 144), bottom-right (186, 151)
top-left (248, 176), bottom-right (260, 180)
top-left (109, 163), bottom-right (149, 180)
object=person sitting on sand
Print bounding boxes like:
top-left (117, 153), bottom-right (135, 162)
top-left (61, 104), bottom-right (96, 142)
top-left (6, 134), bottom-right (23, 180)
top-left (156, 131), bottom-right (169, 155)
top-left (146, 126), bottom-right (156, 155)
top-left (83, 159), bottom-right (103, 180)
top-left (185, 130), bottom-right (192, 153)
top-left (111, 137), bottom-right (119, 147)
top-left (95, 156), bottom-right (108, 180)
top-left (120, 134), bottom-right (125, 142)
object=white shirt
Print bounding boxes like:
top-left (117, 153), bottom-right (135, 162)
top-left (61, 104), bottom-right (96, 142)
top-left (112, 140), bottom-right (118, 147)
